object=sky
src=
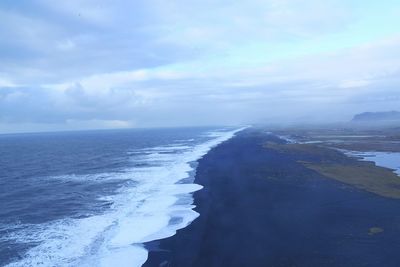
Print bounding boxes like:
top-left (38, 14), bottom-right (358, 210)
top-left (0, 0), bottom-right (400, 133)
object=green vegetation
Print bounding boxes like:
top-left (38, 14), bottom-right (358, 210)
top-left (269, 126), bottom-right (400, 152)
top-left (265, 142), bottom-right (400, 199)
top-left (305, 163), bottom-right (400, 199)
top-left (368, 227), bottom-right (384, 235)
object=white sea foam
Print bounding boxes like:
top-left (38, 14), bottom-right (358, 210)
top-left (277, 135), bottom-right (297, 144)
top-left (5, 127), bottom-right (245, 267)
top-left (50, 171), bottom-right (136, 182)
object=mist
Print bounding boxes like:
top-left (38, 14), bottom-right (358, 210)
top-left (1, 1), bottom-right (400, 133)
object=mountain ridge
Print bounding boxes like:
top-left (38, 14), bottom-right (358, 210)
top-left (352, 111), bottom-right (400, 122)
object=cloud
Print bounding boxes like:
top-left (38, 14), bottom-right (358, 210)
top-left (0, 1), bottom-right (196, 84)
top-left (0, 0), bottom-right (357, 84)
top-left (65, 119), bottom-right (134, 129)
top-left (1, 1), bottom-right (400, 131)
top-left (0, 77), bottom-right (15, 87)
top-left (339, 80), bottom-right (371, 89)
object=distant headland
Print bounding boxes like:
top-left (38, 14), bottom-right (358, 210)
top-left (352, 111), bottom-right (400, 122)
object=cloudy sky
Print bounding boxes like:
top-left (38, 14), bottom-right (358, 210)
top-left (1, 0), bottom-right (400, 132)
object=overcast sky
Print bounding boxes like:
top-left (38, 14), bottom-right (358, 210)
top-left (1, 0), bottom-right (400, 132)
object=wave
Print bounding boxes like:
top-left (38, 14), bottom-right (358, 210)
top-left (4, 127), bottom-right (245, 267)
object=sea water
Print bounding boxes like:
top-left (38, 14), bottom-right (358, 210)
top-left (0, 127), bottom-right (243, 267)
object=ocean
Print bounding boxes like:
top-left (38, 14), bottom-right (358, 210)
top-left (0, 127), bottom-right (242, 267)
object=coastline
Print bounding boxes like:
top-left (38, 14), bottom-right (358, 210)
top-left (0, 128), bottom-right (242, 267)
top-left (144, 129), bottom-right (400, 267)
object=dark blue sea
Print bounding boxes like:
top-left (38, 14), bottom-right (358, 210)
top-left (0, 127), bottom-right (242, 267)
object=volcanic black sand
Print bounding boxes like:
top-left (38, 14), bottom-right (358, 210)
top-left (144, 129), bottom-right (400, 267)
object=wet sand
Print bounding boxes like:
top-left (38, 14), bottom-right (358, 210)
top-left (144, 129), bottom-right (400, 267)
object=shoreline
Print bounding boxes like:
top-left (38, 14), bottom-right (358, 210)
top-left (0, 128), bottom-right (241, 267)
top-left (144, 129), bottom-right (400, 267)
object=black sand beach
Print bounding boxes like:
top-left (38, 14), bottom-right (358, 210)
top-left (144, 129), bottom-right (400, 267)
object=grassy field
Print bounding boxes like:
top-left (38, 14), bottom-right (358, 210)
top-left (269, 125), bottom-right (400, 152)
top-left (265, 141), bottom-right (400, 199)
